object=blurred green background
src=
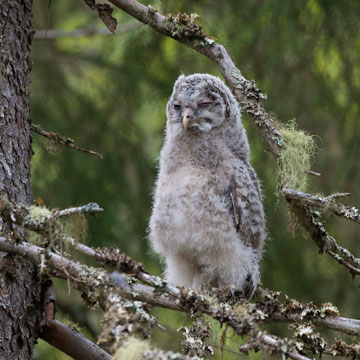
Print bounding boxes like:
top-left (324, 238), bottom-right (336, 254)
top-left (30, 0), bottom-right (360, 358)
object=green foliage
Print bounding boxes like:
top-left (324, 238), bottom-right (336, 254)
top-left (277, 120), bottom-right (316, 191)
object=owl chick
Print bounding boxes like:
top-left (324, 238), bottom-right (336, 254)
top-left (149, 74), bottom-right (266, 298)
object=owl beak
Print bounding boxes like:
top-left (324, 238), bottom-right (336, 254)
top-left (182, 108), bottom-right (194, 131)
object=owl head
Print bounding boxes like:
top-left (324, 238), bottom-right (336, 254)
top-left (166, 74), bottom-right (241, 133)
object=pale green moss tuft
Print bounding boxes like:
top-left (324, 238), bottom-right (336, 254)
top-left (277, 120), bottom-right (316, 191)
top-left (112, 337), bottom-right (151, 360)
top-left (27, 205), bottom-right (51, 223)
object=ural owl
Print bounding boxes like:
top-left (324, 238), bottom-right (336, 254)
top-left (149, 74), bottom-right (266, 298)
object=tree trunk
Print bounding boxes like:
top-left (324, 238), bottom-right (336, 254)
top-left (0, 1), bottom-right (42, 359)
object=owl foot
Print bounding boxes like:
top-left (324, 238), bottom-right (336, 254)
top-left (243, 273), bottom-right (256, 299)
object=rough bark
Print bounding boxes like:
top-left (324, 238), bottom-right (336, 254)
top-left (0, 1), bottom-right (42, 359)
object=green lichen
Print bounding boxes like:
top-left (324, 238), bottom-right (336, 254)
top-left (165, 11), bottom-right (206, 39)
top-left (112, 337), bottom-right (151, 360)
top-left (27, 205), bottom-right (52, 225)
top-left (277, 120), bottom-right (316, 191)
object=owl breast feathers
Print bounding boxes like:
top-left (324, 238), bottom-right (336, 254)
top-left (149, 73), bottom-right (266, 298)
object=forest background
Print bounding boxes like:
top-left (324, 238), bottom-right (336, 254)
top-left (30, 0), bottom-right (360, 358)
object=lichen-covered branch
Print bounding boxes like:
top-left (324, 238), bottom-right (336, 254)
top-left (283, 187), bottom-right (360, 225)
top-left (0, 198), bottom-right (103, 236)
top-left (2, 195), bottom-right (358, 343)
top-left (323, 339), bottom-right (360, 358)
top-left (255, 289), bottom-right (360, 337)
top-left (0, 237), bottom-right (317, 360)
top-left (65, 241), bottom-right (360, 338)
top-left (57, 203), bottom-right (103, 217)
top-left (3, 226), bottom-right (359, 342)
top-left (289, 200), bottom-right (360, 276)
top-left (31, 123), bottom-right (104, 158)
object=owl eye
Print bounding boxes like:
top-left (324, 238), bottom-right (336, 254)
top-left (198, 101), bottom-right (213, 108)
top-left (173, 102), bottom-right (182, 110)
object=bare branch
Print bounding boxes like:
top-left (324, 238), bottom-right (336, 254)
top-left (283, 187), bottom-right (360, 225)
top-left (40, 319), bottom-right (111, 360)
top-left (31, 123), bottom-right (103, 159)
top-left (33, 22), bottom-right (138, 39)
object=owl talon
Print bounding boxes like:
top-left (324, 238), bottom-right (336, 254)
top-left (243, 274), bottom-right (255, 299)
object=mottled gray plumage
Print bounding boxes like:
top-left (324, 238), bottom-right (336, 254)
top-left (149, 74), bottom-right (266, 298)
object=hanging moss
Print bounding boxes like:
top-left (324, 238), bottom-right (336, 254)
top-left (61, 213), bottom-right (88, 244)
top-left (277, 120), bottom-right (316, 191)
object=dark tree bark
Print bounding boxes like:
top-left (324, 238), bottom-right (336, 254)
top-left (0, 1), bottom-right (43, 359)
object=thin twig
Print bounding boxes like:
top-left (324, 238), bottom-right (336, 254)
top-left (308, 170), bottom-right (321, 177)
top-left (33, 21), bottom-right (138, 39)
top-left (31, 123), bottom-right (103, 158)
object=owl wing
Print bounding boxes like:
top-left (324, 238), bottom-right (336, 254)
top-left (230, 162), bottom-right (265, 249)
